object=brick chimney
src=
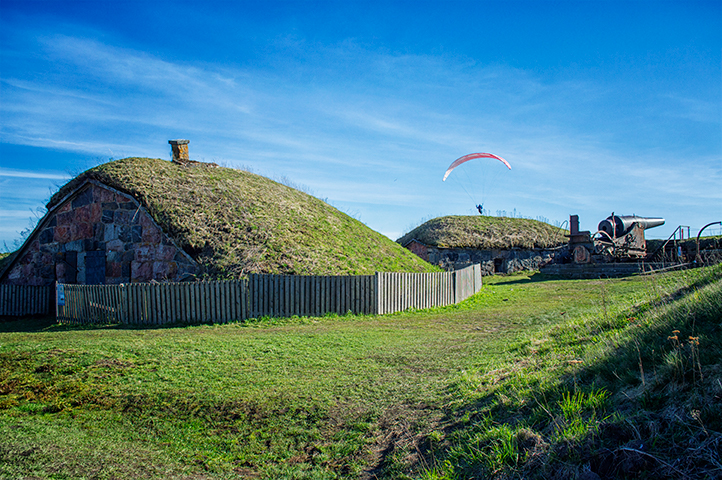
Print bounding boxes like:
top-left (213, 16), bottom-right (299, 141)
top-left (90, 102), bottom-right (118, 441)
top-left (169, 139), bottom-right (190, 164)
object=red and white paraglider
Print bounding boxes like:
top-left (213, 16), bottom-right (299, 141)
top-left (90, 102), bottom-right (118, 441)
top-left (442, 153), bottom-right (511, 214)
top-left (442, 152), bottom-right (511, 182)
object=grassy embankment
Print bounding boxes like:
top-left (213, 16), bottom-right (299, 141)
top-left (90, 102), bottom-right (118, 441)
top-left (397, 215), bottom-right (568, 249)
top-left (1, 265), bottom-right (720, 479)
top-left (48, 157), bottom-right (437, 278)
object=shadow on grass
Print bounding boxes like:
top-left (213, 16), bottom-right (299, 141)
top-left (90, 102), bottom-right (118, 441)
top-left (0, 315), bottom-right (219, 333)
top-left (487, 272), bottom-right (557, 286)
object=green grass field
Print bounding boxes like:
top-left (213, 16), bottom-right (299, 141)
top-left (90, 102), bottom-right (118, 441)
top-left (1, 265), bottom-right (720, 479)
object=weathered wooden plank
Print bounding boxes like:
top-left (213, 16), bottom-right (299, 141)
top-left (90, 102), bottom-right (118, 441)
top-left (181, 282), bottom-right (187, 323)
top-left (173, 282), bottom-right (179, 323)
top-left (200, 281), bottom-right (207, 322)
top-left (225, 281), bottom-right (232, 322)
top-left (242, 278), bottom-right (248, 321)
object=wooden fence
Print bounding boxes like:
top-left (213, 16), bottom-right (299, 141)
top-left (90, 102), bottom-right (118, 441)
top-left (49, 264), bottom-right (482, 324)
top-left (56, 280), bottom-right (248, 325)
top-left (0, 284), bottom-right (54, 316)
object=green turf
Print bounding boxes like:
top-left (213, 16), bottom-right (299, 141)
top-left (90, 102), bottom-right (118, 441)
top-left (397, 215), bottom-right (567, 249)
top-left (47, 157), bottom-right (438, 278)
top-left (1, 265), bottom-right (720, 479)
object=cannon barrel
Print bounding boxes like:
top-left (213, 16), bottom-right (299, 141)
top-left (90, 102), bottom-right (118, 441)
top-left (598, 215), bottom-right (665, 238)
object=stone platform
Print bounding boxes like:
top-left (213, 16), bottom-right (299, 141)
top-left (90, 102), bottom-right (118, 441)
top-left (540, 262), bottom-right (679, 279)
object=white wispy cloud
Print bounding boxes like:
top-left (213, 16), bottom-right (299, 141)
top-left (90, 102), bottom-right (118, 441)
top-left (0, 27), bottom-right (719, 245)
top-left (0, 168), bottom-right (71, 180)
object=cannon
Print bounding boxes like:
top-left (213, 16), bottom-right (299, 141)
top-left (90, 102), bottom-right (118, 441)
top-left (566, 214), bottom-right (665, 263)
top-left (594, 214), bottom-right (665, 259)
top-left (598, 215), bottom-right (665, 239)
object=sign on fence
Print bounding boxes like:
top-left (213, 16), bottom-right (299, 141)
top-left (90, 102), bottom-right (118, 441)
top-left (57, 284), bottom-right (65, 306)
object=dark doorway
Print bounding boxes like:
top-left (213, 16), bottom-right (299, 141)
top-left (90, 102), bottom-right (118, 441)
top-left (85, 251), bottom-right (106, 284)
top-left (493, 258), bottom-right (505, 274)
top-left (63, 251), bottom-right (77, 283)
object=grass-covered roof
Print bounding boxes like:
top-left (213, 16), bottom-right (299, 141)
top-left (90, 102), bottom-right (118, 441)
top-left (397, 215), bottom-right (568, 250)
top-left (49, 157), bottom-right (438, 277)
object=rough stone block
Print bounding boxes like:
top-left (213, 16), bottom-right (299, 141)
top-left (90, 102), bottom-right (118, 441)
top-left (56, 262), bottom-right (68, 281)
top-left (139, 213), bottom-right (155, 228)
top-left (104, 224), bottom-right (118, 242)
top-left (7, 265), bottom-right (23, 281)
top-left (39, 228), bottom-right (54, 244)
top-left (174, 251), bottom-right (191, 263)
top-left (156, 245), bottom-right (177, 262)
top-left (118, 225), bottom-right (131, 243)
top-left (94, 186), bottom-right (116, 203)
top-left (64, 240), bottom-right (83, 252)
top-left (89, 203), bottom-right (102, 223)
top-left (114, 210), bottom-right (131, 226)
top-left (57, 211), bottom-right (73, 226)
top-left (155, 261), bottom-right (178, 279)
top-left (40, 264), bottom-right (55, 279)
top-left (40, 243), bottom-right (61, 254)
top-left (121, 261), bottom-right (131, 277)
top-left (82, 239), bottom-right (98, 251)
top-left (23, 264), bottom-right (34, 278)
top-left (54, 225), bottom-right (72, 243)
top-left (131, 261), bottom-right (152, 282)
top-left (75, 205), bottom-right (91, 223)
top-left (106, 238), bottom-right (124, 252)
top-left (131, 226), bottom-right (142, 243)
top-left (71, 188), bottom-right (93, 209)
top-left (107, 261), bottom-right (122, 278)
top-left (71, 223), bottom-right (94, 241)
top-left (134, 244), bottom-right (154, 262)
top-left (142, 224), bottom-right (162, 244)
top-left (94, 223), bottom-right (105, 241)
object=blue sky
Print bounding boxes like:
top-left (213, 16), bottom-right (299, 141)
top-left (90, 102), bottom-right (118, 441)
top-left (1, 0), bottom-right (720, 250)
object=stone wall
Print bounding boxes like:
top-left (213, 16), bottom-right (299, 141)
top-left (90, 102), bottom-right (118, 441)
top-left (2, 181), bottom-right (196, 286)
top-left (427, 246), bottom-right (566, 275)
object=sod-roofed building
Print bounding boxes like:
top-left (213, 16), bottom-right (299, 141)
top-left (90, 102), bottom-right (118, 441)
top-left (398, 215), bottom-right (568, 274)
top-left (0, 178), bottom-right (197, 286)
top-left (1, 142), bottom-right (437, 286)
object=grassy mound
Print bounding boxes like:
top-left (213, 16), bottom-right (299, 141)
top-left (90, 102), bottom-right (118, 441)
top-left (48, 157), bottom-right (438, 277)
top-left (397, 215), bottom-right (568, 249)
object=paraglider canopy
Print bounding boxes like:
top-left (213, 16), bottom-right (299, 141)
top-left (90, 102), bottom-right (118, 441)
top-left (442, 153), bottom-right (511, 182)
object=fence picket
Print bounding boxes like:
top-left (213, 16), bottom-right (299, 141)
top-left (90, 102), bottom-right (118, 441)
top-left (49, 265), bottom-right (481, 325)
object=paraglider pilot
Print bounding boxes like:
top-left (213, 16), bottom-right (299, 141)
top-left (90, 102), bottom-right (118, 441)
top-left (476, 204), bottom-right (483, 215)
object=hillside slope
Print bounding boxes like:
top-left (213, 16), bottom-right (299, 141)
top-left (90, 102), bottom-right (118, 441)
top-left (398, 215), bottom-right (568, 250)
top-left (49, 158), bottom-right (438, 277)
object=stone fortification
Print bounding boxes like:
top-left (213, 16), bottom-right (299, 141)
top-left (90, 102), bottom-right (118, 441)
top-left (2, 181), bottom-right (196, 286)
top-left (420, 244), bottom-right (565, 274)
